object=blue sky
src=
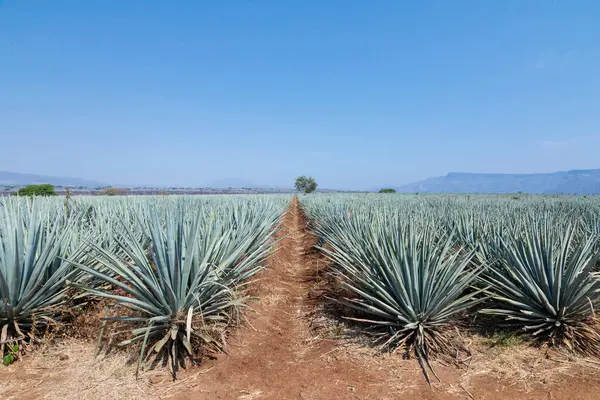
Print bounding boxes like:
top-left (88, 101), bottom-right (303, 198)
top-left (1, 1), bottom-right (599, 189)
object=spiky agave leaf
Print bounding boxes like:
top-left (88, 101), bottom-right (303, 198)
top-left (322, 221), bottom-right (484, 383)
top-left (481, 223), bottom-right (600, 354)
top-left (0, 197), bottom-right (81, 352)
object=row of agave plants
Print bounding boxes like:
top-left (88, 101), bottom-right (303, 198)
top-left (0, 195), bottom-right (288, 377)
top-left (300, 194), bottom-right (600, 382)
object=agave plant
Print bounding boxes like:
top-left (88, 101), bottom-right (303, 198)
top-left (481, 223), bottom-right (600, 354)
top-left (0, 198), bottom-right (81, 355)
top-left (68, 203), bottom-right (278, 379)
top-left (584, 214), bottom-right (600, 269)
top-left (322, 221), bottom-right (484, 382)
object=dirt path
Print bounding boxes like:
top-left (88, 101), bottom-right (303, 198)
top-left (171, 197), bottom-right (401, 399)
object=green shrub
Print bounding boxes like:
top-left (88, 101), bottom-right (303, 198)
top-left (378, 188), bottom-right (396, 193)
top-left (14, 184), bottom-right (57, 196)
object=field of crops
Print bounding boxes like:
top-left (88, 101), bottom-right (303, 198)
top-left (0, 195), bottom-right (288, 376)
top-left (2, 193), bottom-right (600, 396)
top-left (301, 194), bottom-right (600, 381)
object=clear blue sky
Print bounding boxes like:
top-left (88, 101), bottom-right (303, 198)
top-left (1, 1), bottom-right (599, 189)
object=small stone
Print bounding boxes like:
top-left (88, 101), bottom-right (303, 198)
top-left (149, 375), bottom-right (164, 384)
top-left (58, 354), bottom-right (69, 361)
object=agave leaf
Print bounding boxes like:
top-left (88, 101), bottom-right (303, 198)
top-left (1, 324), bottom-right (7, 344)
top-left (136, 321), bottom-right (154, 378)
top-left (181, 332), bottom-right (193, 355)
top-left (186, 306), bottom-right (193, 343)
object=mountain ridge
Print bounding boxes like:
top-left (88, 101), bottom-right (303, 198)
top-left (0, 171), bottom-right (106, 187)
top-left (395, 169), bottom-right (600, 194)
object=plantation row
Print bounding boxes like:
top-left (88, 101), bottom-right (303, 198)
top-left (0, 195), bottom-right (288, 374)
top-left (300, 194), bottom-right (600, 381)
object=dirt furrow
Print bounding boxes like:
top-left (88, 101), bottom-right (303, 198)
top-left (173, 197), bottom-right (400, 399)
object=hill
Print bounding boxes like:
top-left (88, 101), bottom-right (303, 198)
top-left (395, 169), bottom-right (600, 194)
top-left (0, 171), bottom-right (106, 188)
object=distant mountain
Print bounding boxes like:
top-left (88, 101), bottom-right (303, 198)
top-left (0, 171), bottom-right (106, 187)
top-left (395, 169), bottom-right (600, 194)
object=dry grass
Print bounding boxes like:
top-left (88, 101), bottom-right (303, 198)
top-left (0, 339), bottom-right (205, 400)
top-left (305, 301), bottom-right (600, 396)
top-left (453, 336), bottom-right (600, 393)
top-left (7, 317), bottom-right (592, 399)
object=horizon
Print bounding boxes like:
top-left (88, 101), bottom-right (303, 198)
top-left (2, 1), bottom-right (600, 190)
top-left (2, 167), bottom-right (600, 192)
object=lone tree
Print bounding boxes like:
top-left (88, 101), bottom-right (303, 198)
top-left (295, 176), bottom-right (317, 194)
top-left (14, 184), bottom-right (57, 196)
top-left (379, 188), bottom-right (396, 193)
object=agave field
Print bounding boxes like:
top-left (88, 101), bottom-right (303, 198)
top-left (300, 194), bottom-right (600, 381)
top-left (0, 195), bottom-right (287, 376)
top-left (2, 192), bottom-right (600, 389)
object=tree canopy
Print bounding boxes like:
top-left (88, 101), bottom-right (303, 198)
top-left (379, 188), bottom-right (397, 193)
top-left (295, 176), bottom-right (318, 194)
top-left (14, 184), bottom-right (57, 196)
